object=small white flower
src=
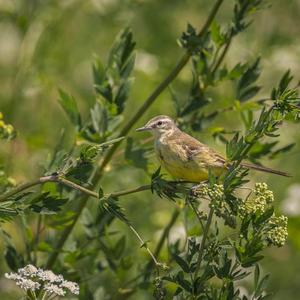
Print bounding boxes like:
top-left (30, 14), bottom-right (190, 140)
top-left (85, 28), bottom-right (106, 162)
top-left (5, 272), bottom-right (40, 291)
top-left (61, 280), bottom-right (80, 295)
top-left (44, 283), bottom-right (66, 296)
top-left (18, 264), bottom-right (38, 277)
top-left (37, 269), bottom-right (64, 283)
top-left (5, 272), bottom-right (21, 281)
top-left (4, 264), bottom-right (80, 297)
top-left (16, 278), bottom-right (40, 291)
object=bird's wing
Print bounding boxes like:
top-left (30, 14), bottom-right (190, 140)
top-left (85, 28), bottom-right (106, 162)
top-left (176, 131), bottom-right (226, 168)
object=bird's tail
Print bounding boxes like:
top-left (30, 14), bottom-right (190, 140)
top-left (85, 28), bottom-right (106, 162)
top-left (241, 162), bottom-right (291, 177)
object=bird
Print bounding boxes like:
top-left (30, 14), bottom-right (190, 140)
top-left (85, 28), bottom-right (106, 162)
top-left (136, 115), bottom-right (290, 182)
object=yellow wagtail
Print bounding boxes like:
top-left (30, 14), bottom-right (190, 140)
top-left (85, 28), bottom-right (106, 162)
top-left (136, 115), bottom-right (290, 182)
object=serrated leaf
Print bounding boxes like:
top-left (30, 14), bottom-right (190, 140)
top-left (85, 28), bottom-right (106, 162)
top-left (255, 274), bottom-right (270, 297)
top-left (98, 187), bottom-right (104, 199)
top-left (113, 236), bottom-right (126, 258)
top-left (58, 89), bottom-right (81, 129)
top-left (173, 254), bottom-right (190, 273)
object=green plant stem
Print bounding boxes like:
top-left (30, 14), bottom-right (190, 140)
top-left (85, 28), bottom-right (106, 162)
top-left (110, 184), bottom-right (151, 198)
top-left (40, 291), bottom-right (48, 300)
top-left (127, 222), bottom-right (160, 266)
top-left (57, 177), bottom-right (98, 198)
top-left (211, 34), bottom-right (233, 75)
top-left (145, 208), bottom-right (180, 275)
top-left (45, 0), bottom-right (225, 269)
top-left (193, 207), bottom-right (214, 282)
top-left (188, 200), bottom-right (205, 232)
top-left (0, 175), bottom-right (55, 202)
top-left (33, 215), bottom-right (42, 265)
top-left (0, 175), bottom-right (151, 203)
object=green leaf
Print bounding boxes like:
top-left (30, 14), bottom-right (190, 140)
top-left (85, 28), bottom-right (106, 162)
top-left (255, 274), bottom-right (270, 297)
top-left (113, 236), bottom-right (126, 258)
top-left (98, 136), bottom-right (125, 148)
top-left (58, 89), bottom-right (81, 129)
top-left (37, 241), bottom-right (54, 253)
top-left (210, 21), bottom-right (225, 46)
top-left (271, 70), bottom-right (293, 100)
top-left (29, 192), bottom-right (68, 214)
top-left (241, 255), bottom-right (264, 268)
top-left (100, 196), bottom-right (129, 224)
top-left (93, 58), bottom-right (113, 102)
top-left (5, 245), bottom-right (24, 271)
top-left (173, 254), bottom-right (190, 273)
top-left (236, 58), bottom-right (261, 102)
top-left (180, 71), bottom-right (210, 117)
top-left (255, 207), bottom-right (274, 225)
top-left (98, 187), bottom-right (104, 199)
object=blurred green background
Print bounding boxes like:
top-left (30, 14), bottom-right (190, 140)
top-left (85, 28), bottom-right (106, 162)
top-left (1, 0), bottom-right (300, 299)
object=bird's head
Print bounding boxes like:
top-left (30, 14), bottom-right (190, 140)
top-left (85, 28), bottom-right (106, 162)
top-left (136, 115), bottom-right (177, 137)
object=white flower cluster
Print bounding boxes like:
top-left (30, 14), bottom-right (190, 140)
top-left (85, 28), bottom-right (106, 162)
top-left (254, 182), bottom-right (274, 204)
top-left (194, 184), bottom-right (224, 200)
top-left (193, 183), bottom-right (226, 217)
top-left (266, 215), bottom-right (288, 247)
top-left (5, 264), bottom-right (79, 297)
top-left (237, 183), bottom-right (288, 247)
top-left (239, 182), bottom-right (274, 216)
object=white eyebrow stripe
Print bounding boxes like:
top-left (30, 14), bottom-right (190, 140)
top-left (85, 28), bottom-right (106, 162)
top-left (154, 118), bottom-right (171, 123)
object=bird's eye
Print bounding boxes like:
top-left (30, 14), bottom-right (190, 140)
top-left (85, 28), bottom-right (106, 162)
top-left (157, 121), bottom-right (163, 126)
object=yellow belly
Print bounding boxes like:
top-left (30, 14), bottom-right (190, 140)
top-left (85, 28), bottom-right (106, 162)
top-left (163, 162), bottom-right (209, 182)
top-left (154, 133), bottom-right (225, 182)
top-left (161, 160), bottom-right (224, 182)
top-left (156, 148), bottom-right (224, 182)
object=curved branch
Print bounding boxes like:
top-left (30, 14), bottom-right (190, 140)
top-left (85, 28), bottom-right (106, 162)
top-left (0, 175), bottom-right (57, 202)
top-left (0, 175), bottom-right (151, 203)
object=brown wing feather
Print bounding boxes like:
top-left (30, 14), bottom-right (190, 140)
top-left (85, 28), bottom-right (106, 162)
top-left (172, 130), bottom-right (290, 177)
top-left (173, 131), bottom-right (226, 168)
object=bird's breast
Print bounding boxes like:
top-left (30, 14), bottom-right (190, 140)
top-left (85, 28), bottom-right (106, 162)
top-left (154, 138), bottom-right (209, 182)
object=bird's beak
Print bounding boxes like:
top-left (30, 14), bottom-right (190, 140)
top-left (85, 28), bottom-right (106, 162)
top-left (136, 126), bottom-right (151, 132)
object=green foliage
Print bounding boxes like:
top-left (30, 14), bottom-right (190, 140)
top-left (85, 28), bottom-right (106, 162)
top-left (58, 89), bottom-right (82, 130)
top-left (93, 27), bottom-right (135, 115)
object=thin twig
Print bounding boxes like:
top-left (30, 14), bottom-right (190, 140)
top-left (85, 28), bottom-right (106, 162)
top-left (33, 215), bottom-right (42, 265)
top-left (0, 174), bottom-right (151, 203)
top-left (110, 184), bottom-right (151, 198)
top-left (211, 35), bottom-right (233, 76)
top-left (144, 208), bottom-right (180, 276)
top-left (128, 223), bottom-right (160, 266)
top-left (188, 200), bottom-right (205, 232)
top-left (0, 175), bottom-right (56, 202)
top-left (193, 207), bottom-right (214, 282)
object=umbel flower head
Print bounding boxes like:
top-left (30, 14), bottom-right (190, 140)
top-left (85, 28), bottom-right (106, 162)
top-left (194, 183), bottom-right (225, 207)
top-left (238, 182), bottom-right (288, 247)
top-left (266, 215), bottom-right (288, 247)
top-left (5, 264), bottom-right (79, 298)
top-left (239, 182), bottom-right (274, 216)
